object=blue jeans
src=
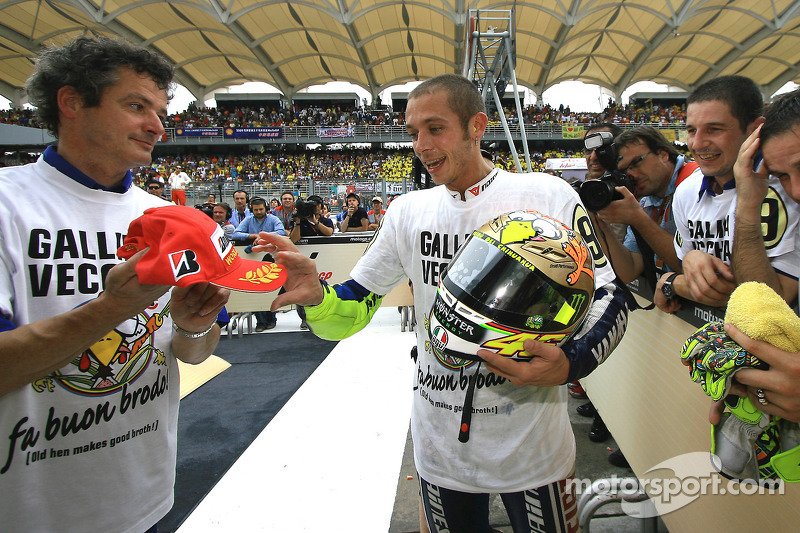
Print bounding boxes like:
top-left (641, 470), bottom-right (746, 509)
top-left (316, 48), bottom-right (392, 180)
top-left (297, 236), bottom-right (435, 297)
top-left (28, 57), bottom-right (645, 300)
top-left (255, 311), bottom-right (276, 326)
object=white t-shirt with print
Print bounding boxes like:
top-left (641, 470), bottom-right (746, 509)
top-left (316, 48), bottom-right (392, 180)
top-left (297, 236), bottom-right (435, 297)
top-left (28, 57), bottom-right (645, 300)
top-left (351, 168), bottom-right (617, 492)
top-left (0, 157), bottom-right (181, 533)
top-left (672, 172), bottom-right (800, 278)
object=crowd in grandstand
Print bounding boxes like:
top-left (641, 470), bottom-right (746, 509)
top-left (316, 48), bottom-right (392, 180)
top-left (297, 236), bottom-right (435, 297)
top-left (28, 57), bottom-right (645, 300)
top-left (0, 96), bottom-right (689, 189)
top-left (131, 146), bottom-right (607, 187)
top-left (1, 98), bottom-right (686, 131)
top-left (162, 99), bottom-right (687, 129)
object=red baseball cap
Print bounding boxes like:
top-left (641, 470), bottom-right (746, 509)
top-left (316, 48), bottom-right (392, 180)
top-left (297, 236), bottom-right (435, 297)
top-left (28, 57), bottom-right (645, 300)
top-left (118, 205), bottom-right (287, 292)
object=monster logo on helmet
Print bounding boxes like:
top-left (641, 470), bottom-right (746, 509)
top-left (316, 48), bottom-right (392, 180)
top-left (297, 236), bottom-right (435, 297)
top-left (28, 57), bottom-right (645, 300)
top-left (427, 209), bottom-right (594, 364)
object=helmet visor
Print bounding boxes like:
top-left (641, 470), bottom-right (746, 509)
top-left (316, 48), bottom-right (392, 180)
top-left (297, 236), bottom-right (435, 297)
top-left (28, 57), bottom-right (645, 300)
top-left (442, 232), bottom-right (590, 332)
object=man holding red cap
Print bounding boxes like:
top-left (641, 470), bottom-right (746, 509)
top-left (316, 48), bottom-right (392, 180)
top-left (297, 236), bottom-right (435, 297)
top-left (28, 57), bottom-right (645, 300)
top-left (0, 37), bottom-right (229, 533)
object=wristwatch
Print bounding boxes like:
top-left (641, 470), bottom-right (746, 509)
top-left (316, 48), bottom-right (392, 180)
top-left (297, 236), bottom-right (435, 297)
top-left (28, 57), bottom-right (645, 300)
top-left (661, 272), bottom-right (679, 299)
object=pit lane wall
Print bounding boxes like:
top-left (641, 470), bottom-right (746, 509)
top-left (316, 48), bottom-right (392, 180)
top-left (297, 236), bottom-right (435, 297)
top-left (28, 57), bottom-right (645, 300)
top-left (580, 279), bottom-right (800, 531)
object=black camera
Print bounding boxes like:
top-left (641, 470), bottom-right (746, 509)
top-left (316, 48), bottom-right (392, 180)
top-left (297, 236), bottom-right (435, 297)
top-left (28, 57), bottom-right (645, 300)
top-left (294, 197), bottom-right (319, 220)
top-left (194, 204), bottom-right (214, 219)
top-left (574, 131), bottom-right (634, 211)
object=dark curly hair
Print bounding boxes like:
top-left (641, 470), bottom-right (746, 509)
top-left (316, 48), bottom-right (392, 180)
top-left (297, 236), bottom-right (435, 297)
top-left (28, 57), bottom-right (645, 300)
top-left (25, 35), bottom-right (174, 137)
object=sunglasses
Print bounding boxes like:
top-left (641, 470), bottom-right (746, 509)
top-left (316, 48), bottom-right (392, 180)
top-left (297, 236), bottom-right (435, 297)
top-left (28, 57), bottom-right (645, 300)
top-left (148, 186), bottom-right (162, 190)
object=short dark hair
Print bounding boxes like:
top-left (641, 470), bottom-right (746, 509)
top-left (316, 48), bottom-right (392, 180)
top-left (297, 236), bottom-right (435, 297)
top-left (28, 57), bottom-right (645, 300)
top-left (250, 197), bottom-right (267, 208)
top-left (281, 191), bottom-right (294, 199)
top-left (586, 122), bottom-right (622, 138)
top-left (346, 192), bottom-right (360, 203)
top-left (25, 35), bottom-right (174, 137)
top-left (762, 89), bottom-right (800, 146)
top-left (215, 202), bottom-right (232, 219)
top-left (145, 178), bottom-right (163, 188)
top-left (615, 126), bottom-right (679, 165)
top-left (409, 74), bottom-right (486, 135)
top-left (233, 189), bottom-right (249, 200)
top-left (687, 75), bottom-right (763, 132)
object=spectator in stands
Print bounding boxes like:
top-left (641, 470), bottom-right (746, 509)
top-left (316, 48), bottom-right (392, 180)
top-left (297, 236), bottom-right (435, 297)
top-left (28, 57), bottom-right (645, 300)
top-left (228, 189), bottom-right (251, 227)
top-left (367, 196), bottom-right (386, 230)
top-left (654, 75), bottom-right (800, 313)
top-left (168, 165), bottom-right (191, 205)
top-left (273, 190), bottom-right (295, 230)
top-left (233, 197), bottom-right (286, 331)
top-left (340, 192), bottom-right (369, 232)
top-left (149, 168), bottom-right (164, 184)
top-left (145, 177), bottom-right (168, 200)
top-left (0, 35), bottom-right (228, 533)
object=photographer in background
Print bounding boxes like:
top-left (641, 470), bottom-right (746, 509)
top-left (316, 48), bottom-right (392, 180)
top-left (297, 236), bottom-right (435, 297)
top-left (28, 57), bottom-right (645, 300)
top-left (289, 195), bottom-right (334, 243)
top-left (582, 123), bottom-right (627, 243)
top-left (568, 124), bottom-right (625, 446)
top-left (594, 126), bottom-right (698, 284)
top-left (585, 123), bottom-right (621, 180)
top-left (587, 126), bottom-right (700, 469)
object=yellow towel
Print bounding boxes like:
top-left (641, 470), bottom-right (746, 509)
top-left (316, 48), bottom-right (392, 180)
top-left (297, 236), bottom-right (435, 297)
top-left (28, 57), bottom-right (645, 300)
top-left (725, 282), bottom-right (800, 353)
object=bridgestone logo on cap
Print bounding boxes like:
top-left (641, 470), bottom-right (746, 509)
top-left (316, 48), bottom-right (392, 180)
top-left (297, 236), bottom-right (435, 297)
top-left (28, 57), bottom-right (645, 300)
top-left (169, 250), bottom-right (201, 280)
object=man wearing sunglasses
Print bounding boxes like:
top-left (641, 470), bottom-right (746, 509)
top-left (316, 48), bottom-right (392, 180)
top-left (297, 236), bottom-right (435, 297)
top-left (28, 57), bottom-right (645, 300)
top-left (144, 177), bottom-right (169, 201)
top-left (594, 126), bottom-right (699, 284)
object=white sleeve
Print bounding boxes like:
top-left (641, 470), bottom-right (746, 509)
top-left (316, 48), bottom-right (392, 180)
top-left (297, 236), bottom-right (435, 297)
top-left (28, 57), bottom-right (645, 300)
top-left (672, 181), bottom-right (692, 262)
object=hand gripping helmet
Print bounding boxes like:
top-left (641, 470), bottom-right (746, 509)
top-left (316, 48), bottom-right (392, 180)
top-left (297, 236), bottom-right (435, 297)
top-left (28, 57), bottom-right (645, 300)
top-left (427, 209), bottom-right (595, 362)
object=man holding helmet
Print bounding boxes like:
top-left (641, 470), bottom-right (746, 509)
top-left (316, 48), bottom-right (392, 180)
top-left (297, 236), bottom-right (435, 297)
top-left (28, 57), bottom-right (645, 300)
top-left (253, 74), bottom-right (628, 532)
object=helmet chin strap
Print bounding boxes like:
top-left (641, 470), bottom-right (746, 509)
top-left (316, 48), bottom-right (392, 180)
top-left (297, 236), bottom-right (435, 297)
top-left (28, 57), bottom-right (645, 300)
top-left (457, 361), bottom-right (482, 443)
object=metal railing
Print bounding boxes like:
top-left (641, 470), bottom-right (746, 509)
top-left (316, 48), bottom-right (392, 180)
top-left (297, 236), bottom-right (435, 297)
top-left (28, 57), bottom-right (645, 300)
top-left (161, 122), bottom-right (684, 145)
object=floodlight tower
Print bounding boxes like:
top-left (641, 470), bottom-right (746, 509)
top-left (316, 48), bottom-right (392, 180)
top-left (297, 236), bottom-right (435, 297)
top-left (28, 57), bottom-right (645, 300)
top-left (463, 8), bottom-right (531, 173)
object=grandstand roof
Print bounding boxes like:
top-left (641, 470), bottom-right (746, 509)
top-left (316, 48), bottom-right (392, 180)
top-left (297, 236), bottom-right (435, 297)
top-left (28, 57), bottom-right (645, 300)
top-left (1, 1), bottom-right (799, 106)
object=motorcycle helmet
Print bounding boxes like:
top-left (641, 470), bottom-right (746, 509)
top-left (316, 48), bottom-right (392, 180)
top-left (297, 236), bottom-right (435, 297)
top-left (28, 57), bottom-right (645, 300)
top-left (427, 209), bottom-right (595, 362)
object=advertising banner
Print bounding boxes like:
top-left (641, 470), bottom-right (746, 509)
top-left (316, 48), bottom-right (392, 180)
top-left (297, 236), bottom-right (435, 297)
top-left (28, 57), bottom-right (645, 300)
top-left (174, 128), bottom-right (221, 137)
top-left (223, 127), bottom-right (283, 139)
